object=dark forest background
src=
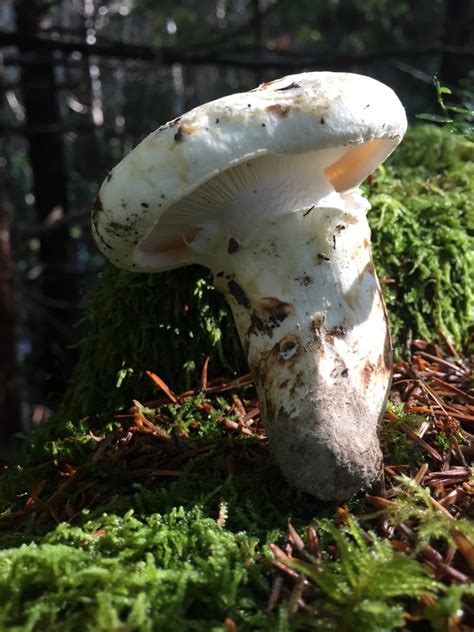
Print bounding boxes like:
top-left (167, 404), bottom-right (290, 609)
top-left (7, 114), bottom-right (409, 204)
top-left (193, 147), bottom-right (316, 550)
top-left (0, 0), bottom-right (473, 450)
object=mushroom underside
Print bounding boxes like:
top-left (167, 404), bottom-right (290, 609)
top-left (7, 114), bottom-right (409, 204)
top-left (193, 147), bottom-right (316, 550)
top-left (136, 138), bottom-right (395, 271)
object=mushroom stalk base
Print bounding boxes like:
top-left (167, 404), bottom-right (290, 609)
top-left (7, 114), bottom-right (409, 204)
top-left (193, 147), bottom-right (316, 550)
top-left (212, 207), bottom-right (392, 501)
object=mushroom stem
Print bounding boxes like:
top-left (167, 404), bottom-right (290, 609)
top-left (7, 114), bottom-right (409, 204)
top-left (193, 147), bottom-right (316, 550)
top-left (211, 205), bottom-right (391, 501)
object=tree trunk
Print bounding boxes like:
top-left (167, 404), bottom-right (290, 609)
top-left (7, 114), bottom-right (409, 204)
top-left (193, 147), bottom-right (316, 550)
top-left (0, 209), bottom-right (20, 444)
top-left (14, 0), bottom-right (77, 404)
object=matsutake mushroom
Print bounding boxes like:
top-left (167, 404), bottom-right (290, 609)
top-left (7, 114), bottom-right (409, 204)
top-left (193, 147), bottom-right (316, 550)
top-left (92, 72), bottom-right (407, 500)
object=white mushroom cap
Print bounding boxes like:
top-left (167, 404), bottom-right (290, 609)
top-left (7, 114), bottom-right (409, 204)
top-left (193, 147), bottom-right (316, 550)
top-left (92, 72), bottom-right (407, 271)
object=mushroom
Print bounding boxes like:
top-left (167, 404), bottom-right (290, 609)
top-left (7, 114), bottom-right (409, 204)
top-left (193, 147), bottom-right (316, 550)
top-left (92, 72), bottom-right (407, 500)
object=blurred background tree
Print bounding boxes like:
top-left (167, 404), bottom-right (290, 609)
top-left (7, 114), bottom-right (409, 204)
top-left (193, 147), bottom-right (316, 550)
top-left (0, 0), bottom-right (473, 447)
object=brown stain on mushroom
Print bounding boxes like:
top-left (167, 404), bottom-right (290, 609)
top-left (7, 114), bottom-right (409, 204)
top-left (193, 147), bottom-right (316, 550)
top-left (109, 220), bottom-right (130, 235)
top-left (278, 335), bottom-right (299, 360)
top-left (247, 297), bottom-right (294, 338)
top-left (227, 280), bottom-right (250, 308)
top-left (361, 361), bottom-right (376, 388)
top-left (376, 351), bottom-right (390, 375)
top-left (91, 195), bottom-right (103, 226)
top-left (382, 304), bottom-right (393, 375)
top-left (288, 369), bottom-right (304, 396)
top-left (93, 223), bottom-right (115, 252)
top-left (259, 297), bottom-right (294, 322)
top-left (248, 312), bottom-right (265, 336)
top-left (174, 123), bottom-right (195, 142)
top-left (311, 320), bottom-right (348, 353)
top-left (91, 196), bottom-right (118, 253)
top-left (258, 79), bottom-right (280, 90)
top-left (361, 337), bottom-right (392, 390)
top-left (309, 319), bottom-right (325, 354)
top-left (251, 334), bottom-right (301, 410)
top-left (227, 237), bottom-right (240, 254)
top-left (293, 370), bottom-right (304, 388)
top-left (266, 104), bottom-right (291, 117)
top-left (327, 325), bottom-right (347, 338)
top-left (344, 288), bottom-right (360, 310)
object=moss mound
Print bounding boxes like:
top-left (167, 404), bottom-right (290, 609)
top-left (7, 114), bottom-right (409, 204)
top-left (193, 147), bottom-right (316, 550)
top-left (370, 125), bottom-right (473, 348)
top-left (62, 125), bottom-right (473, 420)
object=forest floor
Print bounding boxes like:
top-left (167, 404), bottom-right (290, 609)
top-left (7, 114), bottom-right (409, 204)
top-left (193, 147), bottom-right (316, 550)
top-left (0, 337), bottom-right (473, 631)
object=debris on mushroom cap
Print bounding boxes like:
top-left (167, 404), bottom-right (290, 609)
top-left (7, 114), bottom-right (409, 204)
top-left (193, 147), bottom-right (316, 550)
top-left (92, 72), bottom-right (407, 271)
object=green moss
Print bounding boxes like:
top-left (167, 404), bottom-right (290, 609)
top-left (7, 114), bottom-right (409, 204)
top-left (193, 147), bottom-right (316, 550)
top-left (369, 126), bottom-right (474, 350)
top-left (0, 507), bottom-right (274, 632)
top-left (0, 392), bottom-right (325, 630)
top-left (62, 125), bottom-right (473, 420)
top-left (425, 585), bottom-right (474, 632)
top-left (0, 391), bottom-right (323, 545)
top-left (1, 377), bottom-right (472, 630)
top-left (0, 501), bottom-right (460, 632)
top-left (286, 516), bottom-right (442, 632)
top-left (60, 267), bottom-right (245, 420)
top-left (380, 403), bottom-right (425, 466)
top-left (387, 475), bottom-right (474, 550)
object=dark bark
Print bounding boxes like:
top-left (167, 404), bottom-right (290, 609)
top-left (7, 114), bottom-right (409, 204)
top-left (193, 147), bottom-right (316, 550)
top-left (0, 210), bottom-right (20, 443)
top-left (14, 0), bottom-right (77, 403)
top-left (440, 0), bottom-right (474, 86)
top-left (70, 0), bottom-right (104, 181)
